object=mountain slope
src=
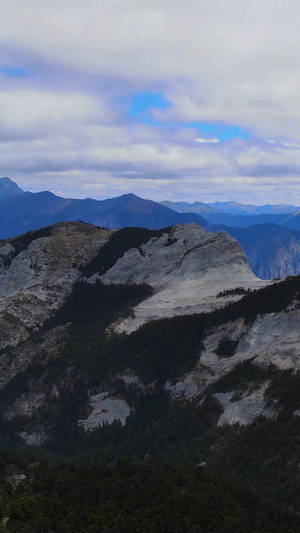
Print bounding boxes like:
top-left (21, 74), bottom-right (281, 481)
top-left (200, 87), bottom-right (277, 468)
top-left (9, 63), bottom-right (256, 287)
top-left (161, 199), bottom-right (220, 214)
top-left (204, 210), bottom-right (300, 232)
top-left (210, 223), bottom-right (300, 279)
top-left (0, 221), bottom-right (112, 348)
top-left (1, 222), bottom-right (300, 513)
top-left (0, 178), bottom-right (299, 280)
top-left (163, 198), bottom-right (300, 215)
top-left (81, 193), bottom-right (209, 229)
top-left (99, 223), bottom-right (268, 331)
top-left (0, 189), bottom-right (209, 238)
top-left (0, 176), bottom-right (24, 200)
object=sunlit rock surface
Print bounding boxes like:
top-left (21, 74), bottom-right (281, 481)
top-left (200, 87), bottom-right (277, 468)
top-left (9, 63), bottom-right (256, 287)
top-left (100, 223), bottom-right (269, 332)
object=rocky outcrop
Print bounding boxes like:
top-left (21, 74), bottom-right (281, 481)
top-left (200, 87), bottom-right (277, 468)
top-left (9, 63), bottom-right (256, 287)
top-left (0, 324), bottom-right (69, 390)
top-left (163, 303), bottom-right (300, 425)
top-left (99, 223), bottom-right (269, 332)
top-left (78, 392), bottom-right (131, 429)
top-left (0, 222), bottom-right (112, 348)
top-left (214, 385), bottom-right (273, 426)
top-left (203, 309), bottom-right (300, 373)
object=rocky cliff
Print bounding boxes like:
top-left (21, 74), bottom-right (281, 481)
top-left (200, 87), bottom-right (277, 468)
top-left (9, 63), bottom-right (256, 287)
top-left (0, 222), bottom-right (112, 348)
top-left (99, 223), bottom-right (268, 331)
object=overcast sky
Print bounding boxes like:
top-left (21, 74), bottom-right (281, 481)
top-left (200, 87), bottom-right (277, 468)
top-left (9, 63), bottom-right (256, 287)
top-left (1, 0), bottom-right (300, 203)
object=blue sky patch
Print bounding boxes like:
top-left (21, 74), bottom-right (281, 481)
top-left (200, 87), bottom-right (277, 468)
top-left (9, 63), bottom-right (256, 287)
top-left (1, 65), bottom-right (26, 78)
top-left (186, 122), bottom-right (251, 141)
top-left (129, 91), bottom-right (172, 117)
top-left (127, 94), bottom-right (251, 140)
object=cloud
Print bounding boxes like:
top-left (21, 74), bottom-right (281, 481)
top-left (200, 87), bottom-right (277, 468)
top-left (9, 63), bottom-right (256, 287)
top-left (1, 0), bottom-right (300, 203)
top-left (0, 89), bottom-right (116, 141)
top-left (196, 138), bottom-right (220, 144)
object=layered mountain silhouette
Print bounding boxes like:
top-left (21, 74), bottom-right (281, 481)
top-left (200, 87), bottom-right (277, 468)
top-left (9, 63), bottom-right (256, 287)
top-left (209, 201), bottom-right (300, 215)
top-left (162, 199), bottom-right (300, 216)
top-left (0, 181), bottom-right (208, 239)
top-left (1, 177), bottom-right (300, 279)
top-left (212, 223), bottom-right (300, 279)
top-left (160, 200), bottom-right (220, 215)
top-left (203, 211), bottom-right (300, 230)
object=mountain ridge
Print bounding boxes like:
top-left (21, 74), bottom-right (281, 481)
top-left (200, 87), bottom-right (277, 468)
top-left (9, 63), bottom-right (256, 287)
top-left (162, 198), bottom-right (300, 215)
top-left (0, 180), bottom-right (209, 238)
top-left (0, 221), bottom-right (300, 517)
top-left (1, 177), bottom-right (300, 279)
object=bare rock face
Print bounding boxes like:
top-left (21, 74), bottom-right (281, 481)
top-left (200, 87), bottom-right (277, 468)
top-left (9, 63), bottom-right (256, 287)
top-left (78, 392), bottom-right (131, 430)
top-left (100, 223), bottom-right (269, 332)
top-left (214, 384), bottom-right (272, 426)
top-left (0, 222), bottom-right (112, 348)
top-left (0, 324), bottom-right (70, 391)
top-left (164, 304), bottom-right (300, 425)
top-left (168, 307), bottom-right (300, 398)
top-left (201, 309), bottom-right (300, 375)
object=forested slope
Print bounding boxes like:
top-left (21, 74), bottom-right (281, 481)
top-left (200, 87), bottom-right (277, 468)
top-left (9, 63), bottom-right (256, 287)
top-left (1, 223), bottom-right (300, 528)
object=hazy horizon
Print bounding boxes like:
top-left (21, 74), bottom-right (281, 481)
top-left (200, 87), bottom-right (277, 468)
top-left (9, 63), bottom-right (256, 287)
top-left (3, 176), bottom-right (299, 208)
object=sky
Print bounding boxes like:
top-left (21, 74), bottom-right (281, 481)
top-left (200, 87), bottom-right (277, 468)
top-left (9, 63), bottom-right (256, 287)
top-left (1, 0), bottom-right (300, 204)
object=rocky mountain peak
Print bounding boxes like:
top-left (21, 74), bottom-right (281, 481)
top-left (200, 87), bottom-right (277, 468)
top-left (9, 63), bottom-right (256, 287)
top-left (0, 221), bottom-right (112, 348)
top-left (0, 177), bottom-right (24, 199)
top-left (99, 223), bottom-right (269, 331)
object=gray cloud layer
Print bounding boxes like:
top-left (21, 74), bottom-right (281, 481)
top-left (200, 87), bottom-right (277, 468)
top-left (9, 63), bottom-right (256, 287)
top-left (1, 0), bottom-right (300, 203)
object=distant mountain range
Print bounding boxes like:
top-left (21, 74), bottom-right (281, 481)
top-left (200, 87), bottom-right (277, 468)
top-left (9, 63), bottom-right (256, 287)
top-left (160, 200), bottom-right (219, 215)
top-left (213, 223), bottom-right (300, 279)
top-left (1, 177), bottom-right (300, 279)
top-left (203, 211), bottom-right (300, 230)
top-left (161, 199), bottom-right (300, 216)
top-left (209, 201), bottom-right (300, 215)
top-left (0, 178), bottom-right (208, 238)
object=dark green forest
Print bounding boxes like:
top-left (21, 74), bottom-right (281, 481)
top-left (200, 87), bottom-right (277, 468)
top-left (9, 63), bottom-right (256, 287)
top-left (81, 226), bottom-right (171, 277)
top-left (1, 459), bottom-right (300, 532)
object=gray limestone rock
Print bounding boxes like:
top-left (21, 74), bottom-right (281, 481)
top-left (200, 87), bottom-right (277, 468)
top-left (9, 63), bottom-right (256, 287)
top-left (99, 223), bottom-right (270, 332)
top-left (78, 392), bottom-right (131, 430)
top-left (163, 306), bottom-right (300, 425)
top-left (18, 432), bottom-right (47, 446)
top-left (214, 384), bottom-right (273, 426)
top-left (0, 222), bottom-right (112, 348)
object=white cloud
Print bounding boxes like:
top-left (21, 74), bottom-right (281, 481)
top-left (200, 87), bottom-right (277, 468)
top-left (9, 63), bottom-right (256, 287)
top-left (0, 90), bottom-right (115, 140)
top-left (1, 0), bottom-right (300, 202)
top-left (196, 138), bottom-right (220, 143)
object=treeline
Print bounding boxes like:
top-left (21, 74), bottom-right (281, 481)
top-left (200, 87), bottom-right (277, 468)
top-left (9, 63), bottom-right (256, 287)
top-left (5, 460), bottom-right (300, 532)
top-left (216, 287), bottom-right (249, 298)
top-left (45, 279), bottom-right (153, 329)
top-left (82, 226), bottom-right (171, 277)
top-left (54, 275), bottom-right (300, 385)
